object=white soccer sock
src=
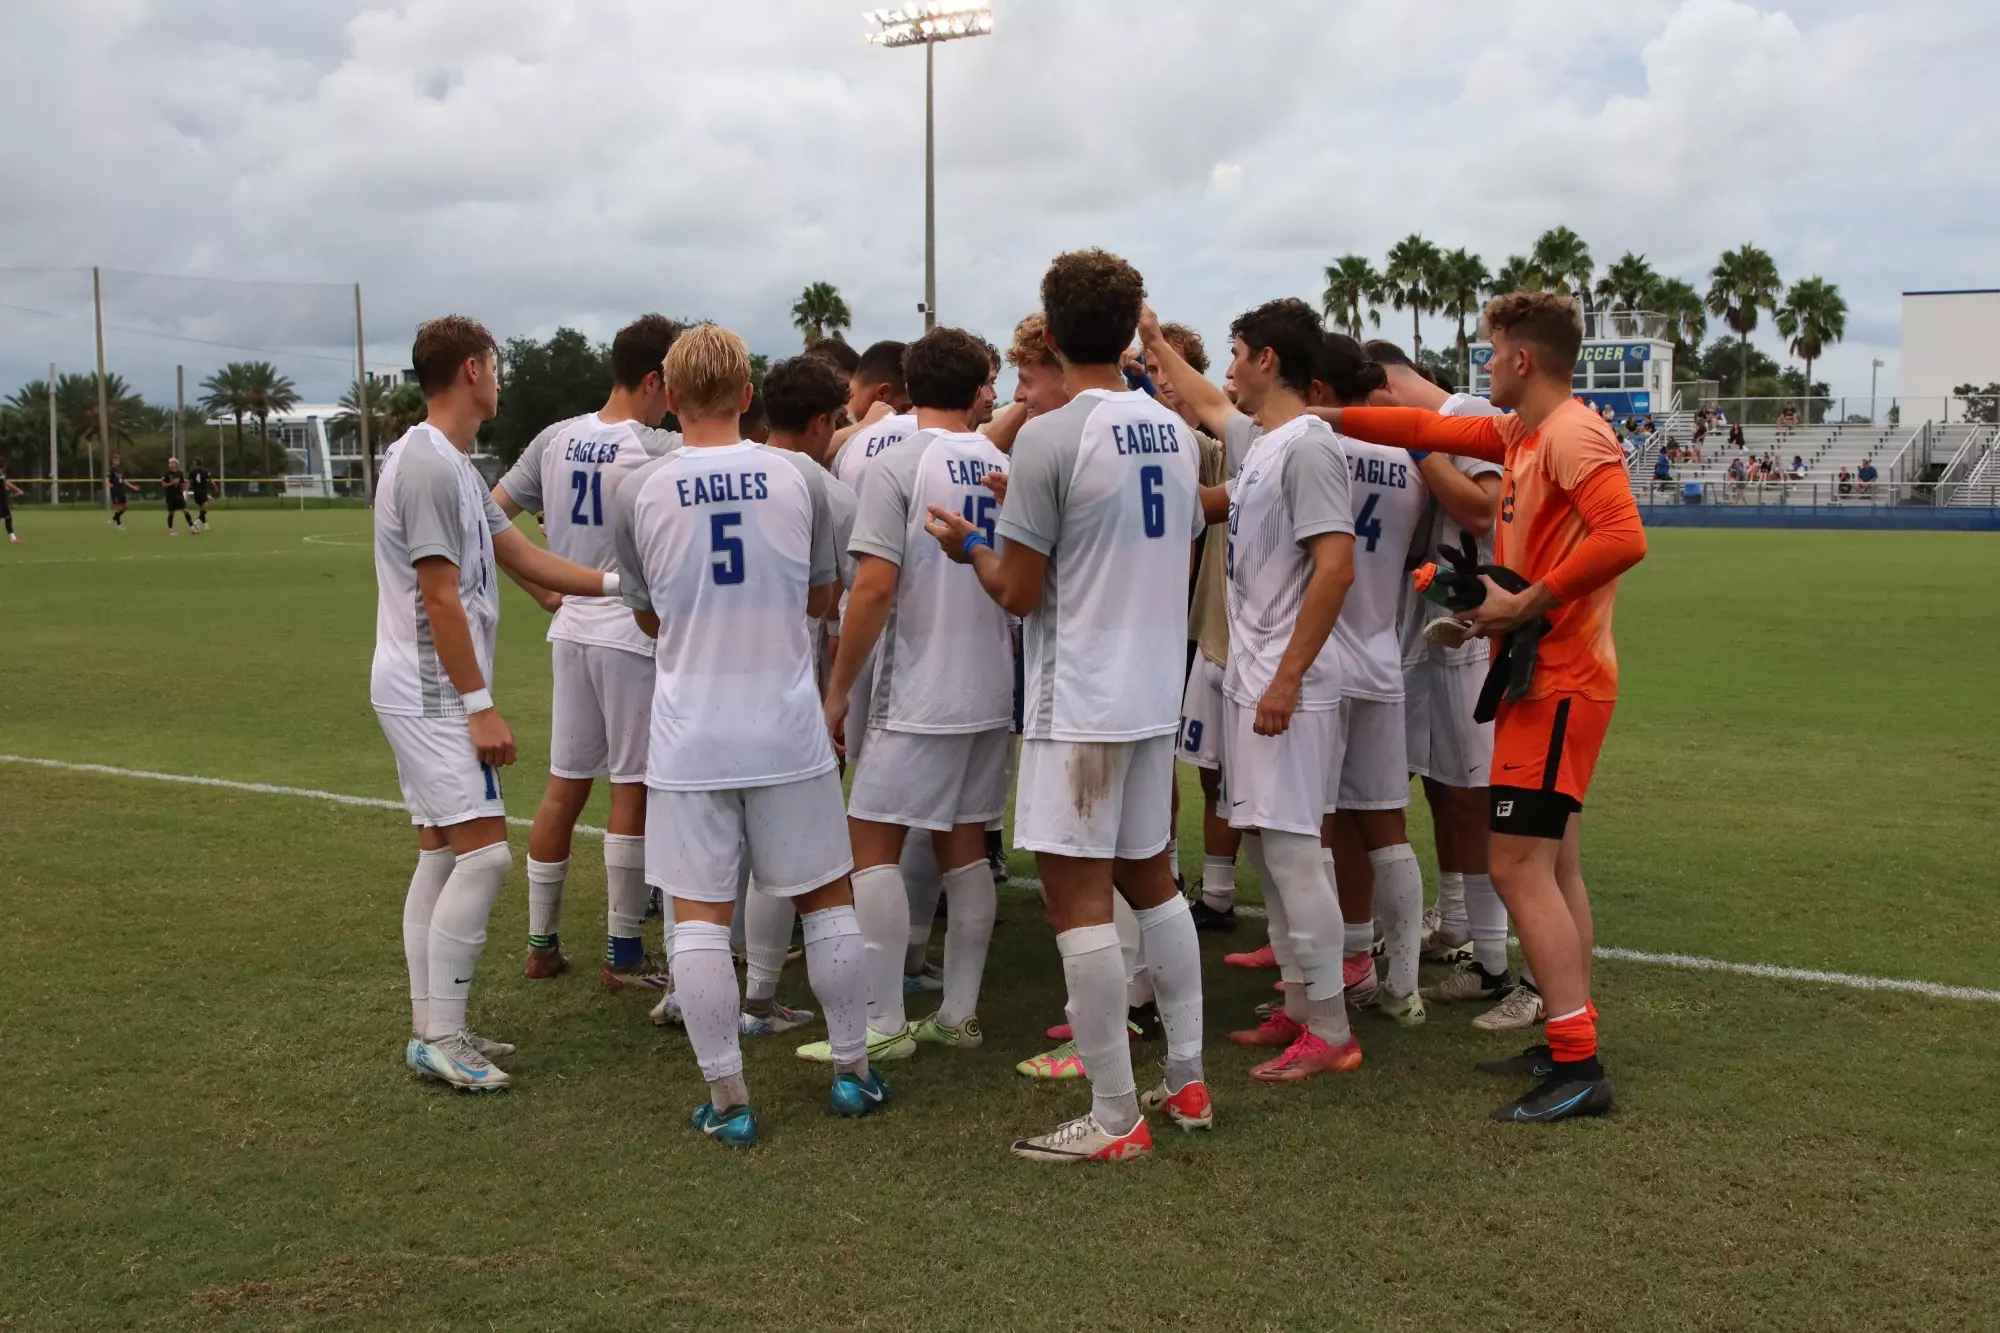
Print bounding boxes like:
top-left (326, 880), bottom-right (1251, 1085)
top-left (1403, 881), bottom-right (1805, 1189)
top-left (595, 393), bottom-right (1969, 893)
top-left (1057, 923), bottom-right (1139, 1135)
top-left (655, 883), bottom-right (676, 959)
top-left (1112, 892), bottom-right (1153, 1008)
top-left (525, 855), bottom-right (566, 943)
top-left (1200, 855), bottom-right (1236, 911)
top-left (603, 834), bottom-right (647, 946)
top-left (670, 919), bottom-right (744, 1098)
top-left (802, 905), bottom-right (870, 1073)
top-left (1132, 895), bottom-right (1204, 1087)
top-left (1320, 845), bottom-right (1338, 895)
top-left (423, 841), bottom-right (512, 1040)
top-left (1165, 834), bottom-right (1179, 880)
top-left (1437, 869), bottom-right (1468, 934)
top-left (1244, 835), bottom-right (1306, 1023)
top-left (1371, 843), bottom-right (1424, 999)
top-left (1259, 830), bottom-right (1346, 1040)
top-left (742, 879), bottom-right (795, 1004)
top-left (902, 835), bottom-right (943, 974)
top-left (936, 859), bottom-right (996, 1029)
top-left (402, 847), bottom-right (455, 1034)
top-left (728, 870), bottom-right (749, 956)
top-left (851, 864), bottom-right (909, 1034)
top-left (1466, 872), bottom-right (1509, 974)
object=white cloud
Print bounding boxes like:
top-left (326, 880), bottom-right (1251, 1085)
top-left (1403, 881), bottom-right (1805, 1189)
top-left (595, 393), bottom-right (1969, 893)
top-left (0, 0), bottom-right (1992, 407)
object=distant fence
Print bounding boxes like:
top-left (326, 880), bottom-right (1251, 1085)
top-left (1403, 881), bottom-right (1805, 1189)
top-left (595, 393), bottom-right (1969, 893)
top-left (8, 477), bottom-right (371, 509)
top-left (1637, 480), bottom-right (2000, 530)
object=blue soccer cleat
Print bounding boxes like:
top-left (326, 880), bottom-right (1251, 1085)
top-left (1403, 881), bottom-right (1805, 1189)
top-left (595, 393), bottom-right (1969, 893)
top-left (829, 1068), bottom-right (894, 1118)
top-left (691, 1101), bottom-right (758, 1148)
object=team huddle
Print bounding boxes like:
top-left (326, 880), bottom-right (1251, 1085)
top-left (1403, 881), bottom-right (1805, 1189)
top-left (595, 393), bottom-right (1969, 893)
top-left (370, 247), bottom-right (1647, 1162)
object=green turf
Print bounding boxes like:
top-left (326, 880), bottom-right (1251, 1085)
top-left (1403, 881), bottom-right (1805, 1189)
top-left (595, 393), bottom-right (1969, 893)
top-left (2, 510), bottom-right (1997, 1331)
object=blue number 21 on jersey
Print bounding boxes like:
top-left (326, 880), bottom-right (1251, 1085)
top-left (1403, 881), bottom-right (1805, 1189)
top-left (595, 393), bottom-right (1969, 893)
top-left (570, 470), bottom-right (604, 526)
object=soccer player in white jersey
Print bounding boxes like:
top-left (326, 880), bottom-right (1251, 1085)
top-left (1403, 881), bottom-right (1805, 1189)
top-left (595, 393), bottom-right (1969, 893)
top-left (1362, 344), bottom-right (1532, 1029)
top-left (611, 324), bottom-right (887, 1148)
top-left (816, 326), bottom-right (1011, 1062)
top-left (373, 316), bottom-right (623, 1091)
top-left (831, 341), bottom-right (915, 497)
top-left (492, 315), bottom-right (682, 989)
top-left (1145, 300), bottom-right (1368, 1079)
top-left (927, 250), bottom-right (1210, 1163)
top-left (1302, 334), bottom-right (1434, 1027)
top-left (729, 352), bottom-right (853, 1038)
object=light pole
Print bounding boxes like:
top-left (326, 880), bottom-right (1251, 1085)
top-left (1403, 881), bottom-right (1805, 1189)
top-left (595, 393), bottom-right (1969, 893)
top-left (864, 4), bottom-right (993, 331)
top-left (1870, 358), bottom-right (1884, 425)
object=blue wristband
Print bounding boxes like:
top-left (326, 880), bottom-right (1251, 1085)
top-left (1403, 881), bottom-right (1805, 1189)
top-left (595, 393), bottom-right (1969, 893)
top-left (1408, 450), bottom-right (1432, 463)
top-left (962, 531), bottom-right (993, 559)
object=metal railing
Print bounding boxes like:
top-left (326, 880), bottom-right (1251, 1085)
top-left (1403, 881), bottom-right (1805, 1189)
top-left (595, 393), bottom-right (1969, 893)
top-left (1634, 478), bottom-right (1989, 510)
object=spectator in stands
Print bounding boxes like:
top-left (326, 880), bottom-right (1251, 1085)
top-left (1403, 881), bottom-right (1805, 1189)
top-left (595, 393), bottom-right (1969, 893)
top-left (1715, 405), bottom-right (1730, 428)
top-left (1653, 446), bottom-right (1673, 492)
top-left (1777, 402), bottom-right (1799, 428)
top-left (1600, 401), bottom-right (1617, 425)
top-left (1858, 457), bottom-right (1879, 495)
top-left (1838, 466), bottom-right (1853, 499)
top-left (1693, 409), bottom-right (1710, 447)
top-left (1789, 454), bottom-right (1807, 480)
top-left (1728, 422), bottom-right (1746, 450)
top-left (1727, 455), bottom-right (1748, 501)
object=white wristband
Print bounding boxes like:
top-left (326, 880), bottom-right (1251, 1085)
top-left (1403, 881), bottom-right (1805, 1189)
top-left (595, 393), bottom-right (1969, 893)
top-left (458, 688), bottom-right (494, 714)
top-left (601, 570), bottom-right (621, 597)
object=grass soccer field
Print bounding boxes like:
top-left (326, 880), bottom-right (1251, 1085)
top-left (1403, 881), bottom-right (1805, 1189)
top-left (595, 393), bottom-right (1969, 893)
top-left (2, 509), bottom-right (1997, 1331)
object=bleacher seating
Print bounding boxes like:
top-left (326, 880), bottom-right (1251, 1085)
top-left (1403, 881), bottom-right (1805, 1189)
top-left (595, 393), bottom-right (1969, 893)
top-left (1947, 430), bottom-right (2000, 507)
top-left (1632, 418), bottom-right (1928, 505)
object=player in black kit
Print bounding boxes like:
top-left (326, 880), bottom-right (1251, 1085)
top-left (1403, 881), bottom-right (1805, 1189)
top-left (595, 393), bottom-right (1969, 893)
top-left (107, 455), bottom-right (133, 529)
top-left (187, 459), bottom-right (214, 530)
top-left (162, 458), bottom-right (197, 534)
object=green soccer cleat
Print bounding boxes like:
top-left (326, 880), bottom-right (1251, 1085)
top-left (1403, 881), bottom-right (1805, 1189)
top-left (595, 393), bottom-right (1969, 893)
top-left (910, 1012), bottom-right (983, 1049)
top-left (795, 1026), bottom-right (917, 1065)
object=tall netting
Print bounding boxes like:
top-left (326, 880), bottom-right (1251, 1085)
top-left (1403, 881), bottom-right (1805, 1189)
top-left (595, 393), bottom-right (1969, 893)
top-left (0, 266), bottom-right (378, 508)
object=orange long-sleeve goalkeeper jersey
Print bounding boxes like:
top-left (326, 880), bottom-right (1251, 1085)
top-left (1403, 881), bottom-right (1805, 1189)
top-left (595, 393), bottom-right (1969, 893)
top-left (1339, 398), bottom-right (1646, 701)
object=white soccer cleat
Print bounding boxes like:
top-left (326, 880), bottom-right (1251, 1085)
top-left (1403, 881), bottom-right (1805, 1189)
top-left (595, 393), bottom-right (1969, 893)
top-left (1421, 959), bottom-right (1511, 1005)
top-left (1011, 1112), bottom-right (1154, 1164)
top-left (1472, 983), bottom-right (1544, 1031)
top-left (410, 1030), bottom-right (512, 1090)
top-left (466, 1032), bottom-right (517, 1060)
top-left (1422, 617), bottom-right (1475, 649)
top-left (649, 991), bottom-right (683, 1026)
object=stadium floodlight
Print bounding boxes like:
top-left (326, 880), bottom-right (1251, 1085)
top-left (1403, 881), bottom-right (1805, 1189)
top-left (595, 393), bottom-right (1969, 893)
top-left (863, 4), bottom-right (993, 330)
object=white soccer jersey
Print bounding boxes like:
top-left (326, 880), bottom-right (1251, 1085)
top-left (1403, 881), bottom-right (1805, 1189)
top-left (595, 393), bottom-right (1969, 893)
top-left (371, 424), bottom-right (511, 717)
top-left (613, 441), bottom-right (841, 791)
top-left (1398, 393), bottom-right (1506, 668)
top-left (1221, 414), bottom-right (1355, 710)
top-left (848, 427), bottom-right (1013, 734)
top-left (1334, 436), bottom-right (1429, 702)
top-left (832, 412), bottom-right (916, 498)
top-left (497, 413), bottom-right (680, 657)
top-left (999, 388), bottom-right (1204, 742)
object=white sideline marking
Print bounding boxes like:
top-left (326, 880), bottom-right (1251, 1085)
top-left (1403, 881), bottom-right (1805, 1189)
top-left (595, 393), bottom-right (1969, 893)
top-left (3, 546), bottom-right (338, 567)
top-left (6, 752), bottom-right (1997, 1007)
top-left (301, 532), bottom-right (371, 548)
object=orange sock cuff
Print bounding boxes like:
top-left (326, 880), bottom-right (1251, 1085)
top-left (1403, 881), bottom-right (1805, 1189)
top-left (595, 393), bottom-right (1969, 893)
top-left (1546, 1009), bottom-right (1598, 1064)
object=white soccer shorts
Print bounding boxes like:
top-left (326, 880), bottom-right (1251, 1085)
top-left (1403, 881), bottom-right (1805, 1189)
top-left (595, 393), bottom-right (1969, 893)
top-left (848, 726), bottom-right (1013, 832)
top-left (644, 770), bottom-right (853, 903)
top-left (1404, 656), bottom-right (1493, 788)
top-left (1219, 699), bottom-right (1345, 836)
top-left (1334, 697), bottom-right (1411, 811)
top-left (1013, 735), bottom-right (1175, 860)
top-left (548, 640), bottom-right (653, 785)
top-left (376, 711), bottom-right (507, 828)
top-left (1176, 652), bottom-right (1227, 771)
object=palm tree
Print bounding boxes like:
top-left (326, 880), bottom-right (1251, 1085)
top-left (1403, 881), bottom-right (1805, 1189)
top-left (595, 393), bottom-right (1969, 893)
top-left (235, 361), bottom-right (300, 475)
top-left (1382, 234), bottom-right (1443, 360)
top-left (1652, 276), bottom-right (1707, 360)
top-left (56, 372), bottom-right (142, 460)
top-left (1433, 249), bottom-right (1491, 385)
top-left (333, 378), bottom-right (424, 484)
top-left (1594, 252), bottom-right (1659, 335)
top-left (1321, 255), bottom-right (1383, 339)
top-left (1492, 254), bottom-right (1539, 295)
top-left (199, 363), bottom-right (254, 476)
top-left (1706, 244), bottom-right (1783, 400)
top-left (1774, 277), bottom-right (1847, 422)
top-left (1530, 226), bottom-right (1595, 310)
top-left (790, 282), bottom-right (852, 346)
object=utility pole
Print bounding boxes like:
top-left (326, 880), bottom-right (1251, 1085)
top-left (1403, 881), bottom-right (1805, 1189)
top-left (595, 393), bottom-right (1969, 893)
top-left (176, 364), bottom-right (185, 459)
top-left (47, 362), bottom-right (57, 505)
top-left (924, 39), bottom-right (936, 331)
top-left (93, 266), bottom-right (111, 512)
top-left (354, 282), bottom-right (373, 505)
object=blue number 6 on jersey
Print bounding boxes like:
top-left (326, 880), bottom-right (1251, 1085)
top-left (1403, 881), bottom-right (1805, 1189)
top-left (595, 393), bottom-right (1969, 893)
top-left (710, 512), bottom-right (745, 584)
top-left (1140, 464), bottom-right (1165, 538)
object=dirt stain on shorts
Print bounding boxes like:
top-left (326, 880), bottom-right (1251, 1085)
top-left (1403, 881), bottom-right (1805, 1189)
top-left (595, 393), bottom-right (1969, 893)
top-left (1066, 743), bottom-right (1115, 822)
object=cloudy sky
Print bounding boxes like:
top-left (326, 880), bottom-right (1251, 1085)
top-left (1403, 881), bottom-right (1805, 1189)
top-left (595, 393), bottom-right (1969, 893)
top-left (0, 0), bottom-right (1992, 410)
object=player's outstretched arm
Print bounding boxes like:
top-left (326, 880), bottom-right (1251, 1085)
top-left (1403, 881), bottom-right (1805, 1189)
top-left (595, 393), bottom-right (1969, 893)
top-left (1322, 406), bottom-right (1508, 464)
top-left (1255, 531), bottom-right (1353, 737)
top-left (491, 526), bottom-right (616, 599)
top-left (1138, 303), bottom-right (1238, 439)
top-left (924, 499), bottom-right (1046, 616)
top-left (823, 555), bottom-right (900, 756)
top-left (981, 401), bottom-right (1029, 455)
top-left (500, 561), bottom-right (563, 613)
top-left (413, 555), bottom-right (516, 767)
top-left (490, 484), bottom-right (524, 520)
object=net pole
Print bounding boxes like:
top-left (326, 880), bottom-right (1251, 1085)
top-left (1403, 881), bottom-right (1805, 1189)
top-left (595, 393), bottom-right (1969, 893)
top-left (354, 282), bottom-right (373, 507)
top-left (47, 362), bottom-right (57, 505)
top-left (93, 266), bottom-right (111, 512)
top-left (175, 364), bottom-right (184, 461)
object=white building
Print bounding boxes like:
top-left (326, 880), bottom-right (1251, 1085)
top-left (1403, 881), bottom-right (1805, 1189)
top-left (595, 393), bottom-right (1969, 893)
top-left (1469, 310), bottom-right (1676, 418)
top-left (1900, 289), bottom-right (2000, 417)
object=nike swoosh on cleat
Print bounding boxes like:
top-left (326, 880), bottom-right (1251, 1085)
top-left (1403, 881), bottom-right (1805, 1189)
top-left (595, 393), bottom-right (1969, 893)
top-left (1514, 1088), bottom-right (1592, 1120)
